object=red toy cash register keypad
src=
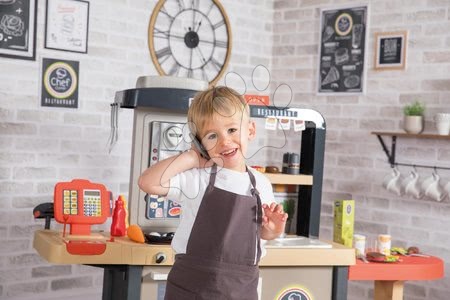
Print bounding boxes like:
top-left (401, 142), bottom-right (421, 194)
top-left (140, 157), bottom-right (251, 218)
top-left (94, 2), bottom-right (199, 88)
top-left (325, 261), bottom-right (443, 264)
top-left (54, 179), bottom-right (110, 235)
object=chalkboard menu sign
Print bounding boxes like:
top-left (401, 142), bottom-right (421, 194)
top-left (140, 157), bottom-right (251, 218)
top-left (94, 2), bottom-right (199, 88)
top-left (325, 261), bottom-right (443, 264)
top-left (0, 0), bottom-right (37, 60)
top-left (317, 5), bottom-right (368, 94)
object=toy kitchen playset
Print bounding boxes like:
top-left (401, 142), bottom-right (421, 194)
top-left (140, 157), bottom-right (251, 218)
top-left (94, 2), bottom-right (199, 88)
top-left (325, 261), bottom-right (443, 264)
top-left (33, 76), bottom-right (354, 300)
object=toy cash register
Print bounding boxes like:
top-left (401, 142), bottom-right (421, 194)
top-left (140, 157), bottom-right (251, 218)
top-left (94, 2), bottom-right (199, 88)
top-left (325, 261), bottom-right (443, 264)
top-left (54, 179), bottom-right (110, 236)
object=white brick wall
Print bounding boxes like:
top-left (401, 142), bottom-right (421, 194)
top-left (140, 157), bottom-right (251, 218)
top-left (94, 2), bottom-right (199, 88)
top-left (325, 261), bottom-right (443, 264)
top-left (0, 0), bottom-right (449, 299)
top-left (0, 0), bottom-right (274, 299)
top-left (271, 1), bottom-right (450, 300)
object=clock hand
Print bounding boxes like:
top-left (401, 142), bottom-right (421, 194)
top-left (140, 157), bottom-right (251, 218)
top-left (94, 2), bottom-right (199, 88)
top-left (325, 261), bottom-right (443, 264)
top-left (198, 38), bottom-right (228, 48)
top-left (195, 20), bottom-right (202, 33)
top-left (189, 47), bottom-right (193, 72)
top-left (194, 46), bottom-right (207, 64)
top-left (200, 67), bottom-right (208, 81)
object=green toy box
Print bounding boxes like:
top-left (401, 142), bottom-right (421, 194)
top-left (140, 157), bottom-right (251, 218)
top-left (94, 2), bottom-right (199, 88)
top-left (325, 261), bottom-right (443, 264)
top-left (333, 200), bottom-right (355, 248)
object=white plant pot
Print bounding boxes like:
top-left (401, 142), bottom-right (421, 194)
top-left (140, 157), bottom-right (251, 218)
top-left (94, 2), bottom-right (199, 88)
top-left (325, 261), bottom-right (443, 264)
top-left (403, 116), bottom-right (424, 134)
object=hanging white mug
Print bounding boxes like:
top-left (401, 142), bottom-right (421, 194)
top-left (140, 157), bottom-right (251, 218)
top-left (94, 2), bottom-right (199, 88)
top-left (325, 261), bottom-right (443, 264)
top-left (421, 171), bottom-right (445, 202)
top-left (401, 169), bottom-right (423, 199)
top-left (382, 167), bottom-right (404, 196)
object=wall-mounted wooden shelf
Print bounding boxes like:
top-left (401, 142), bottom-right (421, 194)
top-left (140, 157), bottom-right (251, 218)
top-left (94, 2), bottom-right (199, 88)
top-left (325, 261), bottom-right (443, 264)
top-left (264, 173), bottom-right (313, 185)
top-left (371, 131), bottom-right (450, 140)
top-left (371, 131), bottom-right (450, 170)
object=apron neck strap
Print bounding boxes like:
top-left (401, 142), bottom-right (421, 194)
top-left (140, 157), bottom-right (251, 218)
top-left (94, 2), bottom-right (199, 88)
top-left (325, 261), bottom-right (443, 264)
top-left (246, 166), bottom-right (257, 190)
top-left (208, 164), bottom-right (218, 187)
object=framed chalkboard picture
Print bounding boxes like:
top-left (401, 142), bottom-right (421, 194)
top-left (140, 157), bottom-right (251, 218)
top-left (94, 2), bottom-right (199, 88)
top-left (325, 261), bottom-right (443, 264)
top-left (374, 31), bottom-right (407, 70)
top-left (317, 5), bottom-right (369, 95)
top-left (0, 0), bottom-right (37, 60)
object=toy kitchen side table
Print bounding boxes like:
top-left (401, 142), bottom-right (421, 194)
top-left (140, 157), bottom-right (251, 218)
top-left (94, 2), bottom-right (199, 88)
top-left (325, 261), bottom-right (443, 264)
top-left (348, 255), bottom-right (444, 300)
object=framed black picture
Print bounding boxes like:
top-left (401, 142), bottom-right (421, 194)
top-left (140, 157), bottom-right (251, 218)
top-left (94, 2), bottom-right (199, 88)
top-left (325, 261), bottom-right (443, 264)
top-left (45, 0), bottom-right (90, 53)
top-left (0, 0), bottom-right (37, 60)
top-left (317, 5), bottom-right (369, 94)
top-left (374, 31), bottom-right (407, 70)
top-left (41, 58), bottom-right (79, 108)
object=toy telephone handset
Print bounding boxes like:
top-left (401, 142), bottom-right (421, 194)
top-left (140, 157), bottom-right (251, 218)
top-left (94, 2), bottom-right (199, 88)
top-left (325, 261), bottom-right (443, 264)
top-left (189, 133), bottom-right (210, 160)
top-left (54, 179), bottom-right (110, 236)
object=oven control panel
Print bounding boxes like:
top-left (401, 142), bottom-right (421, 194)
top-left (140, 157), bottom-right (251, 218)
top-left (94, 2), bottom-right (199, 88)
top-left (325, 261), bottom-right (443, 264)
top-left (146, 121), bottom-right (190, 221)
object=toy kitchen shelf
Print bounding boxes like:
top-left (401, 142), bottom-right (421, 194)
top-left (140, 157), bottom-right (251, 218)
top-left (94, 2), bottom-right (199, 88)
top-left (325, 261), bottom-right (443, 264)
top-left (264, 173), bottom-right (313, 185)
top-left (371, 131), bottom-right (450, 170)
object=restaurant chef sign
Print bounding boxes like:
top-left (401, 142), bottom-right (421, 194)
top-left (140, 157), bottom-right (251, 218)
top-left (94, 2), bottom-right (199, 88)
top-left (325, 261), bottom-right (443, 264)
top-left (317, 5), bottom-right (368, 94)
top-left (276, 286), bottom-right (312, 300)
top-left (41, 58), bottom-right (79, 108)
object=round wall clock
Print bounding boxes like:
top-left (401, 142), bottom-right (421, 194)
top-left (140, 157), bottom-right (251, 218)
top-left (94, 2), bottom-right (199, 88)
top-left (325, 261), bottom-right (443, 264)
top-left (148, 0), bottom-right (232, 86)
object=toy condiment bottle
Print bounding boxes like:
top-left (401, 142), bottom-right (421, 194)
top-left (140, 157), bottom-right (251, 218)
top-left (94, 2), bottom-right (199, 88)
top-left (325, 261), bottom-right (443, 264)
top-left (122, 196), bottom-right (129, 229)
top-left (111, 195), bottom-right (126, 237)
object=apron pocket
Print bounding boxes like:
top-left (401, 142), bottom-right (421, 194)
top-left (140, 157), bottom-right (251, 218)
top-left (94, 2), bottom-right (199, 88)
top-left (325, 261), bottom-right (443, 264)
top-left (165, 280), bottom-right (197, 300)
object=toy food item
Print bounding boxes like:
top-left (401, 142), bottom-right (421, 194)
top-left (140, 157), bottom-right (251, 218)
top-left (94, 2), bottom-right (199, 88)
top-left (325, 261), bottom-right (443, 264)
top-left (408, 246), bottom-right (420, 254)
top-left (366, 251), bottom-right (385, 262)
top-left (265, 166), bottom-right (280, 173)
top-left (391, 247), bottom-right (407, 255)
top-left (385, 255), bottom-right (400, 262)
top-left (366, 252), bottom-right (399, 263)
top-left (127, 224), bottom-right (145, 243)
top-left (168, 206), bottom-right (181, 217)
top-left (251, 166), bottom-right (265, 173)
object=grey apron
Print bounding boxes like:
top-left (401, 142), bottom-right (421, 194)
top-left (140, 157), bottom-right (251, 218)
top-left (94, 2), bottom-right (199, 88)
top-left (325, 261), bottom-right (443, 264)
top-left (165, 165), bottom-right (263, 300)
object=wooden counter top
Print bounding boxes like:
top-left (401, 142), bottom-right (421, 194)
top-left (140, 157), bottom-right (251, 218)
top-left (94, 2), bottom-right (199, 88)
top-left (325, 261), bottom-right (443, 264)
top-left (261, 241), bottom-right (355, 266)
top-left (34, 230), bottom-right (355, 267)
top-left (33, 229), bottom-right (175, 266)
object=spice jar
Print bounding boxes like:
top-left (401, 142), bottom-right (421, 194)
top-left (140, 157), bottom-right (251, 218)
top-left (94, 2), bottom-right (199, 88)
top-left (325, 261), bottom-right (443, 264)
top-left (282, 152), bottom-right (300, 174)
top-left (377, 234), bottom-right (391, 256)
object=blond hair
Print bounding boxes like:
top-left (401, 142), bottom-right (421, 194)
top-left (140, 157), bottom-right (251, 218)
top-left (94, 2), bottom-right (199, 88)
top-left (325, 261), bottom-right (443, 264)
top-left (188, 86), bottom-right (249, 137)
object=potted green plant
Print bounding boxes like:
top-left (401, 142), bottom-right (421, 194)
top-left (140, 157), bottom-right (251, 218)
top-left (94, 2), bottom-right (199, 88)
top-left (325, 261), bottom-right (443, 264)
top-left (403, 101), bottom-right (425, 134)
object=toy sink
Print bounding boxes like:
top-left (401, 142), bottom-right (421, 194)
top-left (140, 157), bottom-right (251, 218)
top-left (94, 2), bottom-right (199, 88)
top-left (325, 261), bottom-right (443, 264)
top-left (265, 236), bottom-right (332, 248)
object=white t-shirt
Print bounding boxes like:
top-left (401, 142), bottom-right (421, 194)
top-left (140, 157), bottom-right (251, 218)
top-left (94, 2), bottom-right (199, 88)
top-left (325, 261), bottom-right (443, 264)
top-left (167, 166), bottom-right (275, 255)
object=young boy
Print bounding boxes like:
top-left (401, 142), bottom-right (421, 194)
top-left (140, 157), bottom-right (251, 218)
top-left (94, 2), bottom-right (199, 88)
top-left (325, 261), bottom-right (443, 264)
top-left (138, 86), bottom-right (287, 299)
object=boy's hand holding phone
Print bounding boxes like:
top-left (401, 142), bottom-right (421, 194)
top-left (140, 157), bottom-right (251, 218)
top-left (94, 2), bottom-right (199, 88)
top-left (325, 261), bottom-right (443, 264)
top-left (188, 133), bottom-right (221, 169)
top-left (189, 133), bottom-right (210, 160)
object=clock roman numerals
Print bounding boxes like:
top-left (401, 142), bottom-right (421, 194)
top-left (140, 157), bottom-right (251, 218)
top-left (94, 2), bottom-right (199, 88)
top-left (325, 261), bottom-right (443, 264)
top-left (201, 67), bottom-right (208, 81)
top-left (176, 0), bottom-right (185, 11)
top-left (149, 0), bottom-right (231, 85)
top-left (190, 0), bottom-right (199, 10)
top-left (213, 20), bottom-right (225, 30)
top-left (187, 68), bottom-right (194, 78)
top-left (205, 2), bottom-right (214, 17)
top-left (156, 47), bottom-right (172, 64)
top-left (160, 6), bottom-right (175, 22)
top-left (153, 27), bottom-right (170, 39)
top-left (209, 57), bottom-right (223, 71)
top-left (215, 40), bottom-right (227, 48)
top-left (168, 62), bottom-right (181, 76)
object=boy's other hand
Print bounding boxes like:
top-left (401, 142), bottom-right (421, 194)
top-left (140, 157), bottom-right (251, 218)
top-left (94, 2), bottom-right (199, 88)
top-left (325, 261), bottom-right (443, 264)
top-left (261, 203), bottom-right (288, 240)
